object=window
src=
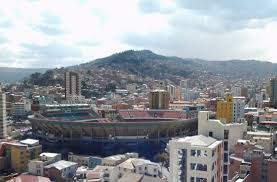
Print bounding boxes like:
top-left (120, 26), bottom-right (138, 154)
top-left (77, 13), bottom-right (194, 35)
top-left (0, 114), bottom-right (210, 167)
top-left (191, 163), bottom-right (207, 171)
top-left (37, 169), bottom-right (41, 175)
top-left (197, 150), bottom-right (201, 157)
top-left (191, 163), bottom-right (196, 170)
top-left (191, 150), bottom-right (196, 156)
top-left (209, 131), bottom-right (213, 137)
top-left (212, 163), bottom-right (214, 170)
top-left (224, 141), bottom-right (228, 151)
top-left (196, 177), bottom-right (207, 182)
top-left (212, 150), bottom-right (215, 157)
top-left (224, 153), bottom-right (228, 163)
top-left (190, 177), bottom-right (195, 182)
top-left (223, 165), bottom-right (228, 174)
top-left (224, 130), bottom-right (229, 139)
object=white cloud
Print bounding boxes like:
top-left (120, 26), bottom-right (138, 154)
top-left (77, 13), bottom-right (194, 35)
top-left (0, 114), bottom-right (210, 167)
top-left (0, 0), bottom-right (277, 68)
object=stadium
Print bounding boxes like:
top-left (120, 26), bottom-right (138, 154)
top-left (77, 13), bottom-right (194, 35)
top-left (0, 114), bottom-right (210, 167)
top-left (28, 104), bottom-right (198, 157)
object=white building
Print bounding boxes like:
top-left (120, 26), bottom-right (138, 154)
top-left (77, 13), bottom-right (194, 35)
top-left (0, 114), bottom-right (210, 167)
top-left (0, 90), bottom-right (7, 139)
top-left (232, 86), bottom-right (241, 97)
top-left (182, 88), bottom-right (200, 101)
top-left (28, 152), bottom-right (61, 176)
top-left (167, 84), bottom-right (176, 100)
top-left (255, 93), bottom-right (264, 108)
top-left (198, 111), bottom-right (247, 181)
top-left (23, 97), bottom-right (32, 112)
top-left (180, 80), bottom-right (189, 89)
top-left (246, 131), bottom-right (274, 154)
top-left (117, 158), bottom-right (159, 178)
top-left (169, 135), bottom-right (223, 182)
top-left (233, 97), bottom-right (245, 123)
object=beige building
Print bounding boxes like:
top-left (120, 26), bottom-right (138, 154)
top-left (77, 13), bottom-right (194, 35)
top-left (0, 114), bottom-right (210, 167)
top-left (117, 158), bottom-right (159, 178)
top-left (28, 152), bottom-right (61, 176)
top-left (68, 153), bottom-right (90, 166)
top-left (149, 90), bottom-right (169, 109)
top-left (246, 131), bottom-right (274, 154)
top-left (65, 71), bottom-right (81, 101)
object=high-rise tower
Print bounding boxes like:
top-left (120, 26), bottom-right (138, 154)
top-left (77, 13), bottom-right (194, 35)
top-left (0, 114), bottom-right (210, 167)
top-left (149, 90), bottom-right (169, 109)
top-left (65, 71), bottom-right (81, 100)
top-left (270, 77), bottom-right (277, 109)
top-left (0, 89), bottom-right (7, 139)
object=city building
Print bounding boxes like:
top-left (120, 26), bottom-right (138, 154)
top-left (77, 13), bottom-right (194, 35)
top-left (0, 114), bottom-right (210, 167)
top-left (6, 174), bottom-right (51, 182)
top-left (12, 102), bottom-right (27, 118)
top-left (198, 111), bottom-right (247, 181)
top-left (28, 152), bottom-right (61, 176)
top-left (117, 158), bottom-right (159, 178)
top-left (245, 131), bottom-right (274, 154)
top-left (44, 160), bottom-right (78, 182)
top-left (269, 77), bottom-right (277, 109)
top-left (167, 84), bottom-right (176, 100)
top-left (65, 71), bottom-right (81, 101)
top-left (68, 152), bottom-right (90, 166)
top-left (232, 86), bottom-right (242, 96)
top-left (102, 154), bottom-right (128, 166)
top-left (228, 138), bottom-right (277, 182)
top-left (169, 135), bottom-right (223, 182)
top-left (0, 90), bottom-right (7, 139)
top-left (180, 79), bottom-right (189, 89)
top-left (9, 139), bottom-right (42, 173)
top-left (148, 90), bottom-right (169, 109)
top-left (182, 88), bottom-right (200, 101)
top-left (217, 96), bottom-right (245, 123)
top-left (87, 165), bottom-right (119, 182)
top-left (217, 96), bottom-right (233, 123)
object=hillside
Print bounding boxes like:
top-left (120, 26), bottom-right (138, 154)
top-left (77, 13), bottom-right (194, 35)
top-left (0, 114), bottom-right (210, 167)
top-left (71, 50), bottom-right (200, 80)
top-left (74, 50), bottom-right (277, 79)
top-left (24, 50), bottom-right (277, 88)
top-left (0, 67), bottom-right (48, 83)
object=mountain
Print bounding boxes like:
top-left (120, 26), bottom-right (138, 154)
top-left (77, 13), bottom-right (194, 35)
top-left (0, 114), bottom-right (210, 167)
top-left (73, 50), bottom-right (202, 80)
top-left (73, 50), bottom-right (277, 79)
top-left (0, 67), bottom-right (49, 83)
top-left (24, 50), bottom-right (277, 88)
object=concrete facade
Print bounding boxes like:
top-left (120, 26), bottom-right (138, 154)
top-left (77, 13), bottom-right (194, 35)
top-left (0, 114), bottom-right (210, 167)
top-left (198, 111), bottom-right (247, 181)
top-left (169, 135), bottom-right (223, 182)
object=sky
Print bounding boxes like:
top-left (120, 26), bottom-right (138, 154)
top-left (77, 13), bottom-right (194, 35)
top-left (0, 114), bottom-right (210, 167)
top-left (1, 0), bottom-right (277, 68)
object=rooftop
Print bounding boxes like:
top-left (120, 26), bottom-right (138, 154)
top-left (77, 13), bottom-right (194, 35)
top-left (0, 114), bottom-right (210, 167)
top-left (39, 152), bottom-right (60, 158)
top-left (175, 135), bottom-right (217, 147)
top-left (20, 138), bottom-right (39, 146)
top-left (93, 165), bottom-right (116, 172)
top-left (6, 174), bottom-right (50, 182)
top-left (44, 160), bottom-right (77, 170)
top-left (104, 154), bottom-right (127, 161)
